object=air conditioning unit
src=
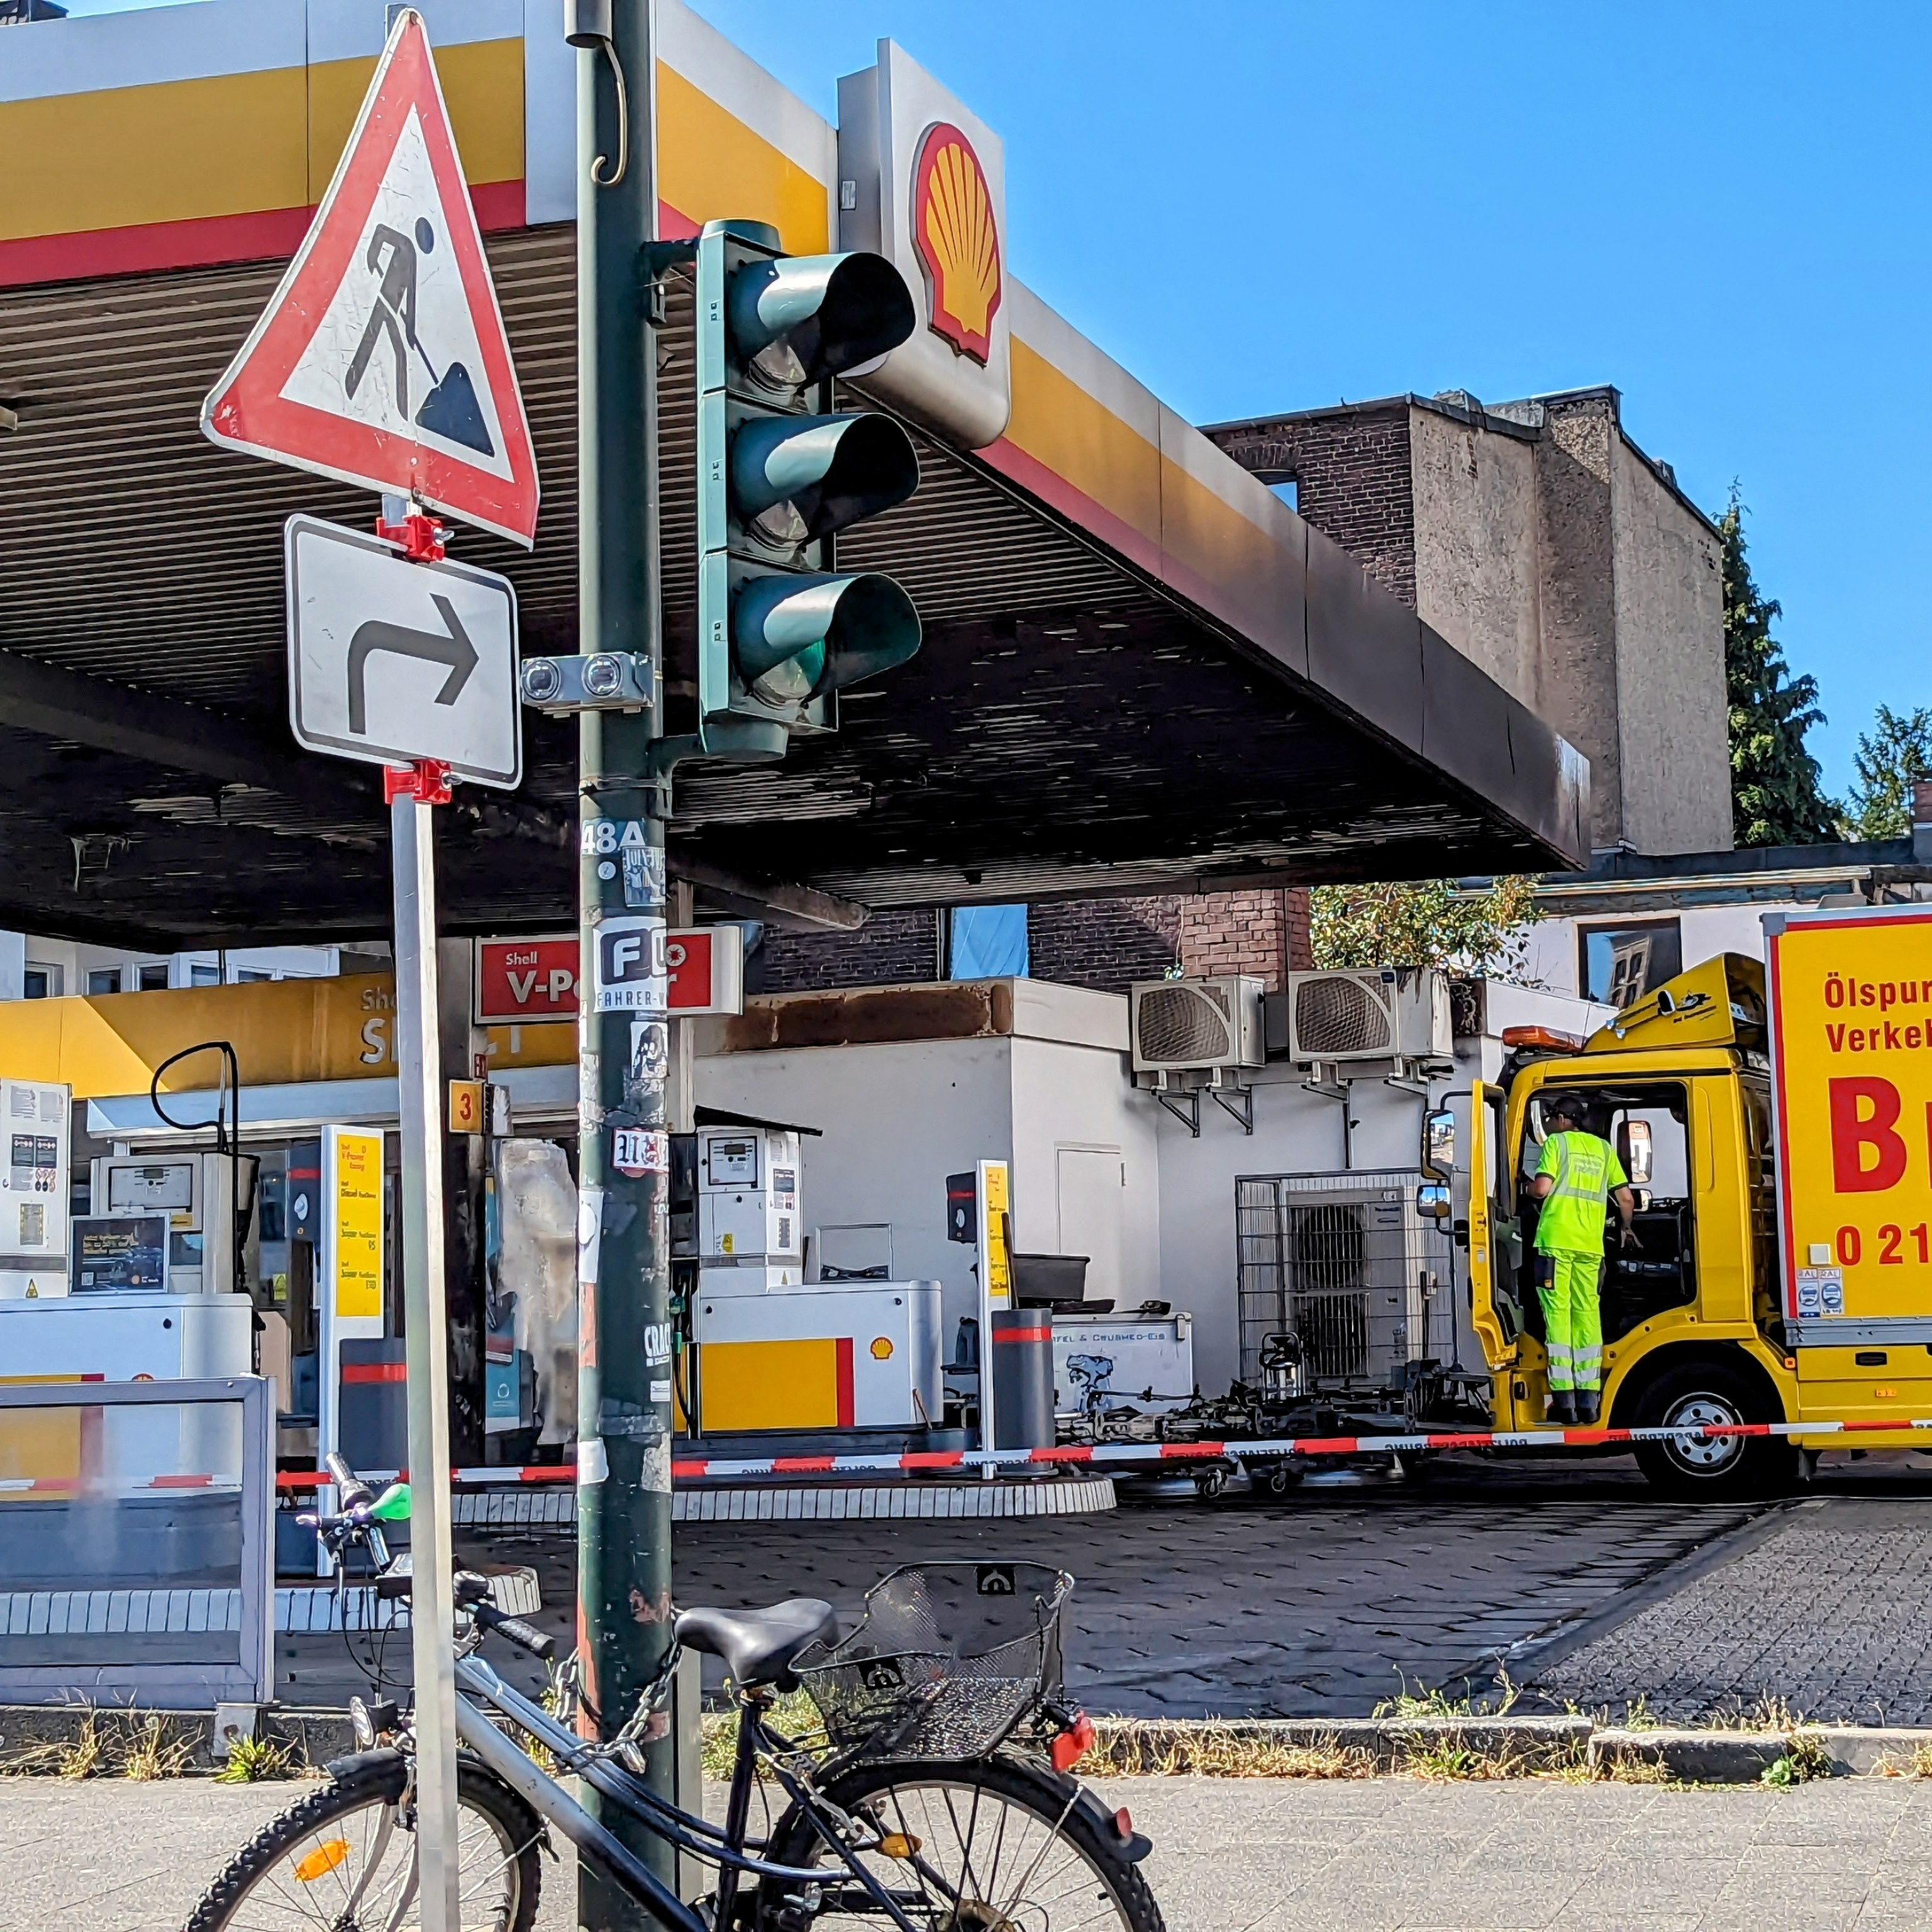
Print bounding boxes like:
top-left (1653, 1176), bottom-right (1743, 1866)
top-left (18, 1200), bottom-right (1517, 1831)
top-left (1284, 969), bottom-right (1451, 1065)
top-left (1130, 975), bottom-right (1265, 1075)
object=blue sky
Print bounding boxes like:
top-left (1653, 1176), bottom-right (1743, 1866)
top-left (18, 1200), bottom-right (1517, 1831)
top-left (60, 0), bottom-right (1932, 801)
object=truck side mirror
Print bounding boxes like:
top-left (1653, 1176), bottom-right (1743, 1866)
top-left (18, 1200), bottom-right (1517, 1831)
top-left (1415, 1182), bottom-right (1452, 1221)
top-left (1619, 1119), bottom-right (1653, 1186)
top-left (1420, 1108), bottom-right (1457, 1180)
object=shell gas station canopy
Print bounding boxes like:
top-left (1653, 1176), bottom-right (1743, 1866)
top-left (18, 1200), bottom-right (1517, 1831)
top-left (0, 1), bottom-right (1589, 948)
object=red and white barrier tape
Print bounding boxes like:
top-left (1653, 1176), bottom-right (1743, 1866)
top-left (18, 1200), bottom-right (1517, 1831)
top-left (255, 1415), bottom-right (1932, 1491)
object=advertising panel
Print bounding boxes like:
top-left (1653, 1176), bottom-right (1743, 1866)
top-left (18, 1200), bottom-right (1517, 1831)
top-left (1769, 906), bottom-right (1932, 1342)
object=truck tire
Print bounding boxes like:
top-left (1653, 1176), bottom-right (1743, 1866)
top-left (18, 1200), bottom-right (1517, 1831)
top-left (1630, 1358), bottom-right (1796, 1499)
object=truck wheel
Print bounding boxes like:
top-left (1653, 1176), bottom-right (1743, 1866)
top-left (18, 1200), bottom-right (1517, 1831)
top-left (1630, 1360), bottom-right (1796, 1499)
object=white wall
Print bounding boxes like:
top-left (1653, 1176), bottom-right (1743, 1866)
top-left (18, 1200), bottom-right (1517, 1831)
top-left (694, 1036), bottom-right (1014, 1348)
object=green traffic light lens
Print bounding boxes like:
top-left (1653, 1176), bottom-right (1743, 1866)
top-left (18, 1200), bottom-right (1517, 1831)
top-left (733, 572), bottom-right (921, 706)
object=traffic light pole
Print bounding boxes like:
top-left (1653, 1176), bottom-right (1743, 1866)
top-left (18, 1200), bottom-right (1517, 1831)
top-left (572, 2), bottom-right (675, 1923)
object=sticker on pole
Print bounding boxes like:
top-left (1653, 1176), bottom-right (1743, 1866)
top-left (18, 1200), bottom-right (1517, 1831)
top-left (613, 1128), bottom-right (669, 1178)
top-left (593, 916), bottom-right (667, 1014)
top-left (199, 9), bottom-right (540, 547)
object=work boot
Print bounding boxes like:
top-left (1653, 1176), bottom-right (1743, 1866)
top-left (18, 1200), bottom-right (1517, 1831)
top-left (1546, 1390), bottom-right (1577, 1425)
top-left (1575, 1389), bottom-right (1601, 1424)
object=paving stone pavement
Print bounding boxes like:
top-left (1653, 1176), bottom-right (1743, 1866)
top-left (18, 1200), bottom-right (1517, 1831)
top-left (317, 1455), bottom-right (1755, 1721)
top-left (1532, 1497), bottom-right (1932, 1726)
top-left (16, 1770), bottom-right (1932, 1931)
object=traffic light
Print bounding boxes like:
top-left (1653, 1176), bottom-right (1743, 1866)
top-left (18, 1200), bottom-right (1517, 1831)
top-left (696, 218), bottom-right (923, 756)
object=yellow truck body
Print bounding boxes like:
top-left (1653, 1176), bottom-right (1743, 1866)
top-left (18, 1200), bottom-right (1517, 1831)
top-left (1464, 908), bottom-right (1932, 1493)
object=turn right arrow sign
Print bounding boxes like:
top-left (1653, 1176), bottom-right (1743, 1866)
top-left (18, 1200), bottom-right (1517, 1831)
top-left (284, 513), bottom-right (521, 788)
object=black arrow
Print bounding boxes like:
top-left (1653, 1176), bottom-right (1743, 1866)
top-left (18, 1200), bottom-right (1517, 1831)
top-left (346, 594), bottom-right (479, 735)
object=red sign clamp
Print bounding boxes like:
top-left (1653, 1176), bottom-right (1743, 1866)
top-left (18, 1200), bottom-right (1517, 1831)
top-left (385, 760), bottom-right (453, 806)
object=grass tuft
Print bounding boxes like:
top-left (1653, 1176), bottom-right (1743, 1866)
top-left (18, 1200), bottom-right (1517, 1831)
top-left (119, 1714), bottom-right (194, 1782)
top-left (214, 1733), bottom-right (295, 1785)
top-left (1084, 1721), bottom-right (1374, 1779)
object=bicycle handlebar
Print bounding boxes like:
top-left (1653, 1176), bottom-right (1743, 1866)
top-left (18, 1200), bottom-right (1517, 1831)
top-left (325, 1452), bottom-right (375, 1514)
top-left (474, 1600), bottom-right (557, 1660)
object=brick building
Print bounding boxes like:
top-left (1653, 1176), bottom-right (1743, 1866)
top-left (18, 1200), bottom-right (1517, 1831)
top-left (750, 889), bottom-right (1313, 998)
top-left (1203, 386), bottom-right (1731, 858)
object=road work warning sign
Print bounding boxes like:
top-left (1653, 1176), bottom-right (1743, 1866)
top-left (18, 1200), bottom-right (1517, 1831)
top-left (199, 9), bottom-right (538, 547)
top-left (1769, 906), bottom-right (1932, 1339)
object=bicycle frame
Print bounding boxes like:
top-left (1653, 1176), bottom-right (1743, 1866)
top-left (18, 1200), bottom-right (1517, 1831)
top-left (451, 1655), bottom-right (924, 1932)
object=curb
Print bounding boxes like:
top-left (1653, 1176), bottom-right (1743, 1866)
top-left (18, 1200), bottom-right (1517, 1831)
top-left (1590, 1725), bottom-right (1932, 1782)
top-left (0, 1703), bottom-right (355, 1774)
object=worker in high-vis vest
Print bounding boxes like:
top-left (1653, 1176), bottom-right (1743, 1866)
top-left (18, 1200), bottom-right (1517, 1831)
top-left (1530, 1095), bottom-right (1637, 1425)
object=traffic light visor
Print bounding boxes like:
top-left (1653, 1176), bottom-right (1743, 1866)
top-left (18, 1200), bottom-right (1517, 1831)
top-left (733, 571), bottom-right (922, 703)
top-left (727, 252), bottom-right (917, 389)
top-left (730, 412), bottom-right (919, 546)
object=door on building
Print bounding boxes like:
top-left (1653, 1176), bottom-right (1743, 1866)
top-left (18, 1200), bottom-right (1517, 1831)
top-left (1055, 1145), bottom-right (1125, 1303)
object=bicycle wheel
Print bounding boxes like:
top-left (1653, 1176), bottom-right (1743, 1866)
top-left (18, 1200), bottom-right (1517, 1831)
top-left (185, 1753), bottom-right (543, 1932)
top-left (760, 1753), bottom-right (1163, 1932)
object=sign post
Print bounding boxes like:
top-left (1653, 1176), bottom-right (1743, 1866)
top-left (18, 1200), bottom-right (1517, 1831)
top-left (198, 13), bottom-right (538, 1923)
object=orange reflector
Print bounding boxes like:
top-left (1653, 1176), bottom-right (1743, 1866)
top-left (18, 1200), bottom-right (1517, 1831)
top-left (293, 1840), bottom-right (351, 1883)
top-left (1052, 1711), bottom-right (1096, 1771)
top-left (1114, 1807), bottom-right (1134, 1839)
top-left (1500, 1025), bottom-right (1585, 1053)
top-left (879, 1833), bottom-right (921, 1859)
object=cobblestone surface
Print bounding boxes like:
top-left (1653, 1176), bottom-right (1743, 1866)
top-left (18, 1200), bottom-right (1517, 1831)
top-left (299, 1456), bottom-right (1759, 1721)
top-left (1533, 1498), bottom-right (1932, 1725)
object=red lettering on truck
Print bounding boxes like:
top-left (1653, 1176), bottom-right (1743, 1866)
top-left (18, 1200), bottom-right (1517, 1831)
top-left (1830, 1076), bottom-right (1909, 1192)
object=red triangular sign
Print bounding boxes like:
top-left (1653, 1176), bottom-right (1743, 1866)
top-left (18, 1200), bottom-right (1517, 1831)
top-left (200, 9), bottom-right (539, 548)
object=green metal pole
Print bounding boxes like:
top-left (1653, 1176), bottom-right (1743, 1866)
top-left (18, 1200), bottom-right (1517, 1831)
top-left (574, 3), bottom-right (673, 1924)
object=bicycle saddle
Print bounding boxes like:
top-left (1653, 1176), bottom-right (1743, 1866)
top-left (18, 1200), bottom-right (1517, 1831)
top-left (675, 1597), bottom-right (838, 1688)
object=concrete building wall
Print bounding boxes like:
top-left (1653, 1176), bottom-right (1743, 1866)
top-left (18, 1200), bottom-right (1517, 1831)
top-left (1610, 438), bottom-right (1733, 855)
top-left (1533, 393), bottom-right (1628, 852)
top-left (1409, 406), bottom-right (1545, 718)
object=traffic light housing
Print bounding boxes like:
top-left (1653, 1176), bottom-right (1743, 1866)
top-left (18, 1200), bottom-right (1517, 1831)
top-left (696, 219), bottom-right (923, 756)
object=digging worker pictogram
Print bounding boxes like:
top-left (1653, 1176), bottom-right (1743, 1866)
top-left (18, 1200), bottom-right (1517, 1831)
top-left (1530, 1093), bottom-right (1637, 1425)
top-left (347, 219), bottom-right (430, 417)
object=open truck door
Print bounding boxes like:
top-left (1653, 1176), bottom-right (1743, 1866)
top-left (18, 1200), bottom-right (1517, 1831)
top-left (1465, 1080), bottom-right (1518, 1373)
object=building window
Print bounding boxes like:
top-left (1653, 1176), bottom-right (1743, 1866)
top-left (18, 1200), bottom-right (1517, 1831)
top-left (23, 963), bottom-right (59, 999)
top-left (86, 967), bottom-right (122, 996)
top-left (137, 963), bottom-right (170, 991)
top-left (948, 904), bottom-right (1030, 979)
top-left (1581, 920), bottom-right (1683, 1009)
top-left (235, 968), bottom-right (273, 983)
top-left (189, 963), bottom-right (219, 987)
top-left (1267, 477), bottom-right (1299, 513)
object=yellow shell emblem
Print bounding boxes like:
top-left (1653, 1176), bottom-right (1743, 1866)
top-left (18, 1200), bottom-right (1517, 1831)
top-left (912, 123), bottom-right (1001, 365)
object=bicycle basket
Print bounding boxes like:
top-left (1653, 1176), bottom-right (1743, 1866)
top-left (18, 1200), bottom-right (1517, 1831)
top-left (794, 1562), bottom-right (1072, 1762)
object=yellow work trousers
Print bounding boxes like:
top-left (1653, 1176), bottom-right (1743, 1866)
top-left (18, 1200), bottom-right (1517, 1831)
top-left (1538, 1249), bottom-right (1602, 1393)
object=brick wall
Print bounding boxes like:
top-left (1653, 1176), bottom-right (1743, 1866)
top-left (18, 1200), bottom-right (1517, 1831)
top-left (1205, 402), bottom-right (1419, 608)
top-left (749, 909), bottom-right (939, 994)
top-left (1026, 897), bottom-right (1180, 994)
top-left (1174, 889), bottom-right (1309, 992)
top-left (745, 891), bottom-right (1312, 996)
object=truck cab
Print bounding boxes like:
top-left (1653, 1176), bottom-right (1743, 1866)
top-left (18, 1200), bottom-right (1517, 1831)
top-left (1455, 953), bottom-right (1808, 1496)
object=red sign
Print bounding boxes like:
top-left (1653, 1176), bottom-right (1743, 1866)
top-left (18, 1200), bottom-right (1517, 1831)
top-left (199, 12), bottom-right (540, 547)
top-left (475, 929), bottom-right (743, 1024)
top-left (665, 928), bottom-right (745, 1016)
top-left (475, 936), bottom-right (579, 1025)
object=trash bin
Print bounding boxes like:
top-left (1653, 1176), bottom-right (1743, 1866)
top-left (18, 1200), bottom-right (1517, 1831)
top-left (990, 1307), bottom-right (1055, 1451)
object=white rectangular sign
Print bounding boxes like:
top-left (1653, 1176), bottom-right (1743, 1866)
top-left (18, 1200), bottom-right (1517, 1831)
top-left (284, 513), bottom-right (522, 787)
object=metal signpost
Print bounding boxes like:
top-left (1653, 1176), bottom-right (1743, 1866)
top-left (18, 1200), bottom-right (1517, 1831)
top-left (200, 14), bottom-right (538, 1927)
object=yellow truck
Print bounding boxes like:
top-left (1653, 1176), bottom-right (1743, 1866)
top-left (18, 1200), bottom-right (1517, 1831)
top-left (1443, 905), bottom-right (1932, 1496)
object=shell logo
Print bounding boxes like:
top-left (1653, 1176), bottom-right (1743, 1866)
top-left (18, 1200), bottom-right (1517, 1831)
top-left (911, 121), bottom-right (1001, 365)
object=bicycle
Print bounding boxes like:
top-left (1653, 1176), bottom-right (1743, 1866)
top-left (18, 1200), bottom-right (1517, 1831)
top-left (187, 1453), bottom-right (1163, 1931)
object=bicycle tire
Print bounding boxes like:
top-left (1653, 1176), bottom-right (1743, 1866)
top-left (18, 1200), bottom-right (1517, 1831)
top-left (757, 1753), bottom-right (1163, 1932)
top-left (184, 1753), bottom-right (543, 1932)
